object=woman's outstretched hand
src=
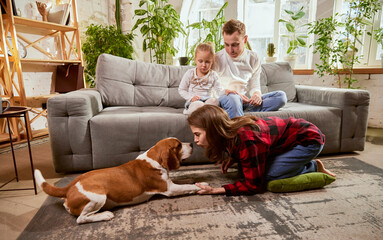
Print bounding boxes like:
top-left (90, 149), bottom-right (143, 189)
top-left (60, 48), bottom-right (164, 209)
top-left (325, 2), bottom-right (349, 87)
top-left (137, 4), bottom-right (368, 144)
top-left (195, 183), bottom-right (225, 195)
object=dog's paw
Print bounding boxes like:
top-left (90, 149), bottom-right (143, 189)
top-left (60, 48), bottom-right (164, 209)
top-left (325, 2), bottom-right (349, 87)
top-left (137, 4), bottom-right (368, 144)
top-left (100, 211), bottom-right (115, 221)
top-left (185, 184), bottom-right (202, 194)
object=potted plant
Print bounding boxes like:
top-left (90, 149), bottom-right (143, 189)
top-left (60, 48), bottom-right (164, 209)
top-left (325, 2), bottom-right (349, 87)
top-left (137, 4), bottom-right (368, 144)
top-left (265, 43), bottom-right (277, 63)
top-left (132, 0), bottom-right (185, 65)
top-left (82, 0), bottom-right (134, 87)
top-left (179, 22), bottom-right (190, 65)
top-left (278, 6), bottom-right (308, 68)
top-left (373, 27), bottom-right (383, 67)
top-left (309, 0), bottom-right (381, 88)
top-left (187, 2), bottom-right (228, 64)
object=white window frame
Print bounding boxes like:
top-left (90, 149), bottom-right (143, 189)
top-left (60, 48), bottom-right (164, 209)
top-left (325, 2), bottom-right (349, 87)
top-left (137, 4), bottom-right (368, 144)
top-left (242, 0), bottom-right (317, 69)
top-left (369, 11), bottom-right (382, 66)
top-left (176, 0), bottom-right (225, 62)
top-left (333, 0), bottom-right (383, 67)
top-left (178, 0), bottom-right (383, 68)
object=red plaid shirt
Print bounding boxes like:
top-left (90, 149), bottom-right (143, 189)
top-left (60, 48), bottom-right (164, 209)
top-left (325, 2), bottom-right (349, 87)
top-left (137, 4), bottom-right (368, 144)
top-left (223, 116), bottom-right (325, 196)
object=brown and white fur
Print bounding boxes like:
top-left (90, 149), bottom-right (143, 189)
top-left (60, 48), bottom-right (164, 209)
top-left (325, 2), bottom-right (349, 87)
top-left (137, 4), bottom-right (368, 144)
top-left (34, 138), bottom-right (201, 224)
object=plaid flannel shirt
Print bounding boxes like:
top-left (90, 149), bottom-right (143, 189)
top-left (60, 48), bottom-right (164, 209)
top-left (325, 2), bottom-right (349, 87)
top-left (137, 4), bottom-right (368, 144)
top-left (223, 116), bottom-right (325, 196)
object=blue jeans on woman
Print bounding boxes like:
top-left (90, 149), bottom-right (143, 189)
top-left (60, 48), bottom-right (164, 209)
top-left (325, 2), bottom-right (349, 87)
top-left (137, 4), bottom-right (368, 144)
top-left (265, 143), bottom-right (324, 182)
top-left (219, 90), bottom-right (287, 119)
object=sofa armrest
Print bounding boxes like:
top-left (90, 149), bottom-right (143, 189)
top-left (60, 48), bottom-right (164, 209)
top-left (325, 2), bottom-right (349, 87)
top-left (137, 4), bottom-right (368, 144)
top-left (47, 89), bottom-right (103, 172)
top-left (296, 85), bottom-right (370, 152)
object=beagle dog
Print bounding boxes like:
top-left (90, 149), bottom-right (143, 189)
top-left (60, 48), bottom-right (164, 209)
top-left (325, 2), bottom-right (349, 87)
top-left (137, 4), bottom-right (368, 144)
top-left (34, 138), bottom-right (202, 224)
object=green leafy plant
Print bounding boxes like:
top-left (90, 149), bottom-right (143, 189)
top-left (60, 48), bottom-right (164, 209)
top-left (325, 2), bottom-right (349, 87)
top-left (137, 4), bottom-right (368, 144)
top-left (309, 15), bottom-right (344, 87)
top-left (179, 22), bottom-right (191, 65)
top-left (132, 0), bottom-right (185, 65)
top-left (187, 2), bottom-right (228, 64)
top-left (309, 0), bottom-right (381, 88)
top-left (82, 25), bottom-right (134, 87)
top-left (82, 0), bottom-right (134, 87)
top-left (278, 6), bottom-right (308, 56)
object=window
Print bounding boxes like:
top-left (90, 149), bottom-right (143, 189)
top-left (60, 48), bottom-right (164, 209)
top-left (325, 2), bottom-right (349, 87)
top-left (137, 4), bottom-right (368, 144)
top-left (243, 0), bottom-right (316, 69)
top-left (244, 0), bottom-right (276, 64)
top-left (187, 0), bottom-right (225, 47)
top-left (177, 0), bottom-right (225, 61)
top-left (334, 0), bottom-right (383, 67)
top-left (179, 0), bottom-right (382, 69)
top-left (374, 12), bottom-right (383, 64)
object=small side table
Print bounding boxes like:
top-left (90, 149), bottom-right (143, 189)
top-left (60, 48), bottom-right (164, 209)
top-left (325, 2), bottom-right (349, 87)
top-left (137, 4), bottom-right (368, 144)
top-left (0, 106), bottom-right (37, 195)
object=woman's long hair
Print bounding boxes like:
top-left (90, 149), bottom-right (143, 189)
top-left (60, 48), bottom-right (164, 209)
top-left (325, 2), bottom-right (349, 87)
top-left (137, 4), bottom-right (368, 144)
top-left (187, 105), bottom-right (259, 163)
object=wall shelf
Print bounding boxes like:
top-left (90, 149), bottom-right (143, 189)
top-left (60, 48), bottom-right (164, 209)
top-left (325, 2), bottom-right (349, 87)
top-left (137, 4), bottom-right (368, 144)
top-left (19, 58), bottom-right (82, 64)
top-left (2, 16), bottom-right (78, 33)
top-left (12, 16), bottom-right (78, 32)
top-left (0, 0), bottom-right (83, 143)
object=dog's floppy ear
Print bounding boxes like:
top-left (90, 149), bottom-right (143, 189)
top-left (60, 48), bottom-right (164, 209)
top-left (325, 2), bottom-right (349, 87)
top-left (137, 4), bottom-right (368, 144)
top-left (161, 148), bottom-right (180, 170)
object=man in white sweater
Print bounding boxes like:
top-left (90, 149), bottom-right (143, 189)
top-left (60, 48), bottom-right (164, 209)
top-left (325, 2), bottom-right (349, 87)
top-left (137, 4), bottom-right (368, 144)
top-left (213, 19), bottom-right (287, 118)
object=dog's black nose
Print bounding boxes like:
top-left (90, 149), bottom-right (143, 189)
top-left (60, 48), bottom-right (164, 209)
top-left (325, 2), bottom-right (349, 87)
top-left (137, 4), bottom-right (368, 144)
top-left (189, 143), bottom-right (193, 149)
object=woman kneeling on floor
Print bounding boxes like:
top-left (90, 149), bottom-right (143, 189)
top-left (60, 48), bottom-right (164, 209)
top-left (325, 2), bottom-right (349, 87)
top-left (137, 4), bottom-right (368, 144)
top-left (188, 105), bottom-right (336, 196)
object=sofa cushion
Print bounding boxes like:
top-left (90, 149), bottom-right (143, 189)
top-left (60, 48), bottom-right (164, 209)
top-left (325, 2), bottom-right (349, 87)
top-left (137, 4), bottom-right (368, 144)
top-left (97, 54), bottom-right (296, 108)
top-left (260, 62), bottom-right (296, 102)
top-left (96, 54), bottom-right (192, 108)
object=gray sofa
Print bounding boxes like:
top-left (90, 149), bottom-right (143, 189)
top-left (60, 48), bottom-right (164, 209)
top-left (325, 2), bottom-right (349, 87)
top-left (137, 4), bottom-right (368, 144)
top-left (47, 53), bottom-right (370, 173)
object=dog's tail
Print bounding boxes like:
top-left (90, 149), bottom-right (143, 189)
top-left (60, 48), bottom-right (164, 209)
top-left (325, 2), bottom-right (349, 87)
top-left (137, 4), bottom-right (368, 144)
top-left (34, 169), bottom-right (68, 197)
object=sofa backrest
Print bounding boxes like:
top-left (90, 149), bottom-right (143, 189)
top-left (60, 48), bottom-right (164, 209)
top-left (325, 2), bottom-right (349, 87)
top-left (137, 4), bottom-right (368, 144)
top-left (96, 54), bottom-right (192, 108)
top-left (260, 62), bottom-right (296, 102)
top-left (96, 54), bottom-right (296, 107)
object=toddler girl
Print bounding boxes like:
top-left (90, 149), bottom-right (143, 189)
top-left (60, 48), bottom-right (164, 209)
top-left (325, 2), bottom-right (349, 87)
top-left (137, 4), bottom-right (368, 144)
top-left (178, 42), bottom-right (224, 115)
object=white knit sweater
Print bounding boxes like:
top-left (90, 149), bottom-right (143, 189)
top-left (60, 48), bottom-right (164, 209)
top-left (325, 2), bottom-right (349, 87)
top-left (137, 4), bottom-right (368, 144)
top-left (213, 48), bottom-right (261, 97)
top-left (178, 68), bottom-right (225, 101)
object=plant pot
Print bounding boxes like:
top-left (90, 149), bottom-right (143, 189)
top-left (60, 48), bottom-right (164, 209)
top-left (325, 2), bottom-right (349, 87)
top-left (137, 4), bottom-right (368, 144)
top-left (283, 55), bottom-right (296, 69)
top-left (265, 56), bottom-right (277, 63)
top-left (381, 53), bottom-right (383, 68)
top-left (179, 57), bottom-right (189, 66)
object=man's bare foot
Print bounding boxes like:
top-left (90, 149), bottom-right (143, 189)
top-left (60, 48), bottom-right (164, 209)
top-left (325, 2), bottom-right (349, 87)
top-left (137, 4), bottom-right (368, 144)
top-left (315, 159), bottom-right (336, 177)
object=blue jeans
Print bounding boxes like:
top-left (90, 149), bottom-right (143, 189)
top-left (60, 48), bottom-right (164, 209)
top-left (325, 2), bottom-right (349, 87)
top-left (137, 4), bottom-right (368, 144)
top-left (219, 91), bottom-right (287, 119)
top-left (265, 143), bottom-right (324, 182)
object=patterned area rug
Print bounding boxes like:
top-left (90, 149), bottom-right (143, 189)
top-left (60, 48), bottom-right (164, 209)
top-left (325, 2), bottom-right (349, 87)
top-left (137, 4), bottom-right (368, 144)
top-left (18, 157), bottom-right (383, 240)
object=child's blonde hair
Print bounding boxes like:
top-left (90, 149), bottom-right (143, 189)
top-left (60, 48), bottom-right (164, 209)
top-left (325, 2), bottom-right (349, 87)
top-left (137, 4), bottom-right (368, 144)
top-left (195, 42), bottom-right (215, 62)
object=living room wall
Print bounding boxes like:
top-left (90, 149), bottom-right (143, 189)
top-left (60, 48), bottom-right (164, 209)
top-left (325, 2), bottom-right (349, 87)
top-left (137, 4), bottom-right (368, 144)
top-left (12, 0), bottom-right (383, 129)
